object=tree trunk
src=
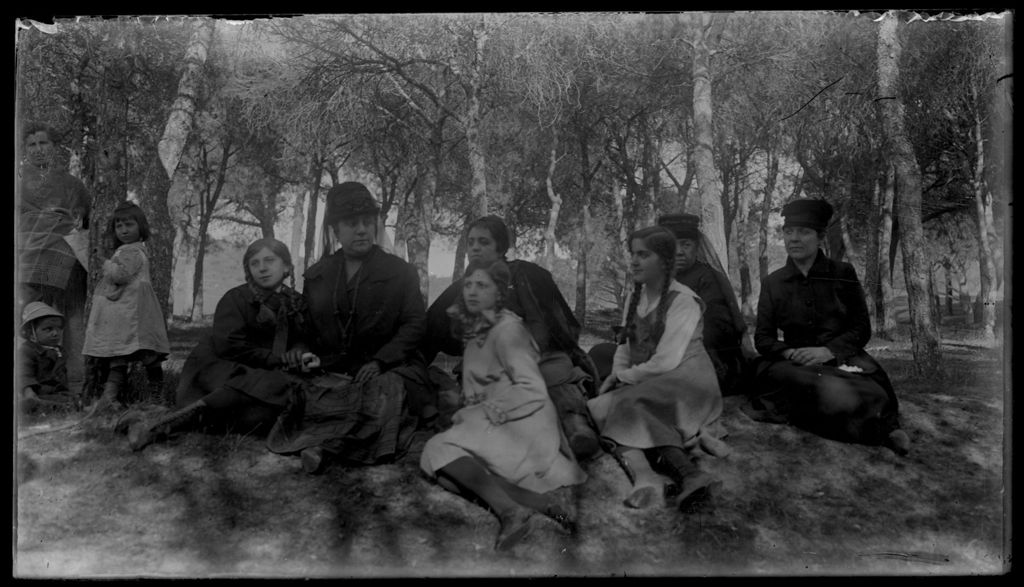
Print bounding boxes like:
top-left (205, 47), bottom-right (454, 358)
top-left (757, 147), bottom-right (779, 285)
top-left (190, 220), bottom-right (209, 321)
top-left (876, 11), bottom-right (942, 374)
top-left (465, 22), bottom-right (489, 219)
top-left (542, 130), bottom-right (562, 271)
top-left (404, 179), bottom-right (431, 304)
top-left (139, 150), bottom-right (174, 324)
top-left (156, 18), bottom-right (215, 181)
top-left (688, 13), bottom-right (729, 271)
top-left (877, 163), bottom-right (897, 339)
top-left (864, 172), bottom-right (881, 328)
top-left (958, 271), bottom-right (973, 322)
top-left (971, 81), bottom-right (997, 340)
top-left (943, 260), bottom-right (954, 316)
top-left (574, 131), bottom-right (596, 324)
top-left (290, 190), bottom-right (306, 272)
top-left (303, 154), bottom-right (324, 267)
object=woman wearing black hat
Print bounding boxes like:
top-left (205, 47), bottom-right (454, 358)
top-left (746, 198), bottom-right (910, 455)
top-left (269, 181), bottom-right (432, 473)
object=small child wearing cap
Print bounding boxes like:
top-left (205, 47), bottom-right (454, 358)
top-left (18, 301), bottom-right (72, 414)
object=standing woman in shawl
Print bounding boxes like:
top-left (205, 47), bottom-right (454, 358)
top-left (126, 238), bottom-right (316, 450)
top-left (272, 182), bottom-right (431, 473)
top-left (421, 259), bottom-right (586, 552)
top-left (17, 123), bottom-right (91, 397)
top-left (746, 199), bottom-right (910, 455)
top-left (424, 215), bottom-right (602, 461)
top-left (588, 226), bottom-right (728, 512)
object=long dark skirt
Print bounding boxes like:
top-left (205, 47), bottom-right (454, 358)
top-left (175, 343), bottom-right (297, 435)
top-left (751, 353), bottom-right (900, 445)
top-left (266, 371), bottom-right (417, 466)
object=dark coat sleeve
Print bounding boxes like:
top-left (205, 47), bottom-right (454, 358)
top-left (372, 261), bottom-right (427, 369)
top-left (210, 287), bottom-right (276, 368)
top-left (754, 273), bottom-right (789, 358)
top-left (822, 262), bottom-right (872, 361)
top-left (423, 279), bottom-right (466, 364)
top-left (19, 342), bottom-right (41, 391)
top-left (510, 261), bottom-right (581, 353)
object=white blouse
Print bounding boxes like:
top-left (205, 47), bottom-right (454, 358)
top-left (612, 280), bottom-right (703, 385)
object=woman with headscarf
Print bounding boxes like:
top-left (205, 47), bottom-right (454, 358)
top-left (746, 198), bottom-right (910, 456)
top-left (424, 215), bottom-right (602, 462)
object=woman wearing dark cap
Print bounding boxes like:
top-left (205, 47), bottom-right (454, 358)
top-left (424, 215), bottom-right (603, 462)
top-left (746, 198), bottom-right (910, 455)
top-left (278, 181), bottom-right (431, 472)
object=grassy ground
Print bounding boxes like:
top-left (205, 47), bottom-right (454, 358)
top-left (14, 320), bottom-right (1007, 578)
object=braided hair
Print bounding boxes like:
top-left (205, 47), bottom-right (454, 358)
top-left (618, 225), bottom-right (678, 346)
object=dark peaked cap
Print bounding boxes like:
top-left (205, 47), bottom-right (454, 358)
top-left (657, 213), bottom-right (702, 240)
top-left (781, 199), bottom-right (834, 231)
top-left (324, 182), bottom-right (380, 225)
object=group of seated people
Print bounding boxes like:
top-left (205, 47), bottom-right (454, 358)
top-left (18, 175), bottom-right (911, 552)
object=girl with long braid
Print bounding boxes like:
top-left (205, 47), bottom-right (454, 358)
top-left (421, 259), bottom-right (586, 552)
top-left (587, 226), bottom-right (729, 512)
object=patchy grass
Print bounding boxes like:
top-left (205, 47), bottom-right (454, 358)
top-left (14, 326), bottom-right (1007, 578)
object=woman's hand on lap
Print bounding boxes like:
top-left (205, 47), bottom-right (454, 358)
top-left (598, 373), bottom-right (620, 395)
top-left (354, 360), bottom-right (382, 385)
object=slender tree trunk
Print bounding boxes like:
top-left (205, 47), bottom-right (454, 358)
top-left (876, 11), bottom-right (942, 373)
top-left (864, 171), bottom-right (881, 328)
top-left (942, 260), bottom-right (954, 316)
top-left (290, 190), bottom-right (306, 272)
top-left (190, 220), bottom-right (209, 321)
top-left (542, 130), bottom-right (562, 271)
top-left (688, 13), bottom-right (729, 271)
top-left (574, 131), bottom-right (596, 324)
top-left (404, 179), bottom-right (431, 304)
top-left (465, 22), bottom-right (489, 219)
top-left (877, 164), bottom-right (897, 338)
top-left (958, 269), bottom-right (973, 322)
top-left (757, 147), bottom-right (779, 285)
top-left (303, 154), bottom-right (324, 267)
top-left (971, 82), bottom-right (998, 340)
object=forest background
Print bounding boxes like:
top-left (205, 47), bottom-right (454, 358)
top-left (13, 10), bottom-right (1012, 578)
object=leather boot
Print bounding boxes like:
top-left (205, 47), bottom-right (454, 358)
top-left (92, 380), bottom-right (122, 413)
top-left (563, 413), bottom-right (602, 461)
top-left (655, 447), bottom-right (720, 512)
top-left (127, 400), bottom-right (206, 452)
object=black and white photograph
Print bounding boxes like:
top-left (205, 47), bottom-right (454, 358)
top-left (13, 11), bottom-right (1011, 578)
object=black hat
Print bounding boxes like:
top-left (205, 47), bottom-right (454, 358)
top-left (781, 199), bottom-right (833, 231)
top-left (657, 213), bottom-right (702, 240)
top-left (324, 182), bottom-right (380, 225)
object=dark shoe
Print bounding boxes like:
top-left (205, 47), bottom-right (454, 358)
top-left (623, 485), bottom-right (660, 509)
top-left (301, 447), bottom-right (327, 475)
top-left (542, 500), bottom-right (577, 535)
top-left (127, 401), bottom-right (205, 452)
top-left (885, 429), bottom-right (910, 456)
top-left (565, 415), bottom-right (602, 461)
top-left (495, 508), bottom-right (538, 552)
top-left (670, 471), bottom-right (721, 513)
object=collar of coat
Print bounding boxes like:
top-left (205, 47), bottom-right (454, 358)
top-left (304, 244), bottom-right (403, 283)
top-left (779, 249), bottom-right (833, 281)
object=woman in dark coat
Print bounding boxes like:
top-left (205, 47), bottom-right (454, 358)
top-left (424, 215), bottom-right (602, 461)
top-left (127, 238), bottom-right (317, 450)
top-left (746, 199), bottom-right (910, 455)
top-left (270, 182), bottom-right (429, 473)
